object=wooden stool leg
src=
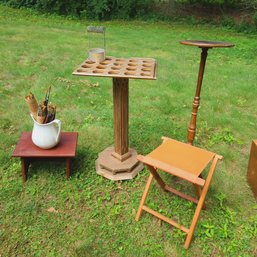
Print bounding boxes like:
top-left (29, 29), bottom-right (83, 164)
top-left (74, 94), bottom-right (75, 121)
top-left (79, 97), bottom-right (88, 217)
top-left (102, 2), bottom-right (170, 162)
top-left (194, 174), bottom-right (207, 210)
top-left (147, 165), bottom-right (166, 191)
top-left (136, 173), bottom-right (154, 221)
top-left (184, 156), bottom-right (219, 249)
top-left (66, 158), bottom-right (71, 179)
top-left (194, 184), bottom-right (202, 198)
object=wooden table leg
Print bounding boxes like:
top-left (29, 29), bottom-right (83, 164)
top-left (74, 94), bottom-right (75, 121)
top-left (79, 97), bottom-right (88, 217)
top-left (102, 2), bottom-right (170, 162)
top-left (21, 157), bottom-right (30, 182)
top-left (66, 158), bottom-right (71, 179)
top-left (187, 47), bottom-right (209, 145)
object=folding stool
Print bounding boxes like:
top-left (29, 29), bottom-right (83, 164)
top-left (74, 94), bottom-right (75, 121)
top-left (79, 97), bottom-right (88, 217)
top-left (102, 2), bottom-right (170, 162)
top-left (135, 136), bottom-right (223, 249)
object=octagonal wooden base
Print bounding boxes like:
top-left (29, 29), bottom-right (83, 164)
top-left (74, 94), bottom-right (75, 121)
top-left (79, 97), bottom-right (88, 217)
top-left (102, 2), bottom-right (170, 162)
top-left (96, 147), bottom-right (144, 180)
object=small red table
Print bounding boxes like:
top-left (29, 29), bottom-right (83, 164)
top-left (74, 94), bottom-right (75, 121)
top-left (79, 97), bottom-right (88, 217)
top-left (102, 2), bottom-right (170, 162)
top-left (12, 132), bottom-right (78, 182)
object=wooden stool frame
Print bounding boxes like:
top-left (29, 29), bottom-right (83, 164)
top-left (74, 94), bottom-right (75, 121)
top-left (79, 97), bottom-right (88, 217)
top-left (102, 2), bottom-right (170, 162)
top-left (135, 137), bottom-right (223, 249)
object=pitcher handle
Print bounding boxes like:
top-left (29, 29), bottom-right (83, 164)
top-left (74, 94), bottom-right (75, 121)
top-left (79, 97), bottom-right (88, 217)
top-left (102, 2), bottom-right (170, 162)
top-left (53, 119), bottom-right (61, 143)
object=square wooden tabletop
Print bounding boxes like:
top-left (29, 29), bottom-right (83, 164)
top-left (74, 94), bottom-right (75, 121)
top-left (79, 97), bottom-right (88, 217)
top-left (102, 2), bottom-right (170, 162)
top-left (73, 57), bottom-right (157, 80)
top-left (12, 132), bottom-right (78, 158)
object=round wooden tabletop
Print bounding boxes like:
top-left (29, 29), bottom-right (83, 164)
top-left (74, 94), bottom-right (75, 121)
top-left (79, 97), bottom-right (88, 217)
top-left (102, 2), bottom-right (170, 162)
top-left (180, 40), bottom-right (235, 48)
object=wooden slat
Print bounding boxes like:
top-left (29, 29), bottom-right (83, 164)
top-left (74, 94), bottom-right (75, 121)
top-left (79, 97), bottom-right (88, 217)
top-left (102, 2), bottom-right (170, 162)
top-left (164, 185), bottom-right (199, 204)
top-left (184, 155), bottom-right (220, 249)
top-left (135, 174), bottom-right (154, 221)
top-left (146, 165), bottom-right (166, 190)
top-left (142, 205), bottom-right (189, 233)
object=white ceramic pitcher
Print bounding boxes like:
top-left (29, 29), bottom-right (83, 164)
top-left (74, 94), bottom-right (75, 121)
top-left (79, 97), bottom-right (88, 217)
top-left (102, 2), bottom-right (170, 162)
top-left (31, 114), bottom-right (61, 149)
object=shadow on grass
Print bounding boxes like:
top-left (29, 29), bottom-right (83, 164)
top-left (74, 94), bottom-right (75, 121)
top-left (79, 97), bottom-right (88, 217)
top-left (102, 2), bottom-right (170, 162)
top-left (26, 147), bottom-right (97, 181)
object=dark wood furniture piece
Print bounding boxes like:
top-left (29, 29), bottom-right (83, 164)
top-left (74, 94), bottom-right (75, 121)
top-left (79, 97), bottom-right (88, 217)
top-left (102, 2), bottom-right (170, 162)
top-left (12, 132), bottom-right (78, 182)
top-left (180, 40), bottom-right (235, 145)
top-left (135, 136), bottom-right (223, 249)
top-left (73, 57), bottom-right (157, 180)
top-left (247, 140), bottom-right (257, 201)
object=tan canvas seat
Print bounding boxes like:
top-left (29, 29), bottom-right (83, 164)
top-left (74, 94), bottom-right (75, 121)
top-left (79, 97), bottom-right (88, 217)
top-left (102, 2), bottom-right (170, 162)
top-left (135, 136), bottom-right (223, 249)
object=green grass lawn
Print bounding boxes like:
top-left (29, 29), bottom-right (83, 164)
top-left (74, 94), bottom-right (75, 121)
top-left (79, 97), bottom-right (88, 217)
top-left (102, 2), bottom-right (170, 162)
top-left (0, 5), bottom-right (257, 257)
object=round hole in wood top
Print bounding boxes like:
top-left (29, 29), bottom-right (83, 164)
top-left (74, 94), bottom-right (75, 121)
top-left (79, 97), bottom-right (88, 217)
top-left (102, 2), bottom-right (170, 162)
top-left (115, 58), bottom-right (126, 62)
top-left (128, 63), bottom-right (137, 67)
top-left (93, 70), bottom-right (105, 73)
top-left (125, 71), bottom-right (135, 75)
top-left (82, 64), bottom-right (92, 68)
top-left (85, 60), bottom-right (95, 64)
top-left (142, 67), bottom-right (151, 71)
top-left (113, 62), bottom-right (123, 66)
top-left (129, 59), bottom-right (138, 62)
top-left (105, 57), bottom-right (112, 61)
top-left (126, 67), bottom-right (136, 71)
top-left (96, 65), bottom-right (106, 69)
top-left (100, 60), bottom-right (109, 65)
top-left (77, 68), bottom-right (88, 72)
top-left (111, 66), bottom-right (121, 70)
top-left (143, 60), bottom-right (152, 63)
top-left (108, 71), bottom-right (119, 74)
top-left (143, 63), bottom-right (152, 67)
top-left (141, 72), bottom-right (151, 76)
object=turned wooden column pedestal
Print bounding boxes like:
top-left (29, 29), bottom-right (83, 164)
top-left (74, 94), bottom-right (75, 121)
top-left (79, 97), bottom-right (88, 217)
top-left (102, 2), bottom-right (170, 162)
top-left (73, 57), bottom-right (157, 180)
top-left (95, 77), bottom-right (143, 180)
top-left (180, 40), bottom-right (235, 145)
top-left (180, 40), bottom-right (234, 197)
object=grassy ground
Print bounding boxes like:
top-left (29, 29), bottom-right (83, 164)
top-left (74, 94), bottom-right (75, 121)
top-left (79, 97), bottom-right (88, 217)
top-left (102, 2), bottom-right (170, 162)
top-left (0, 5), bottom-right (257, 257)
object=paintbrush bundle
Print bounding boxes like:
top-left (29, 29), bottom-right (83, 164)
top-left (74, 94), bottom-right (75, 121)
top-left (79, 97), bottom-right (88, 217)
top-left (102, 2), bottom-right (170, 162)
top-left (25, 86), bottom-right (57, 124)
top-left (45, 104), bottom-right (56, 123)
top-left (37, 102), bottom-right (48, 124)
top-left (25, 92), bottom-right (38, 120)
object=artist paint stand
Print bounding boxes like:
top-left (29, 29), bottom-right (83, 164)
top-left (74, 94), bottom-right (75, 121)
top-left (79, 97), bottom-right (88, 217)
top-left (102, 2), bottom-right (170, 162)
top-left (180, 40), bottom-right (235, 145)
top-left (73, 57), bottom-right (157, 180)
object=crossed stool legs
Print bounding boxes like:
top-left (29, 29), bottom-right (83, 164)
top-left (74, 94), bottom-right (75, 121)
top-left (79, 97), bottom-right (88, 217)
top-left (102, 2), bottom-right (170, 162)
top-left (135, 136), bottom-right (223, 249)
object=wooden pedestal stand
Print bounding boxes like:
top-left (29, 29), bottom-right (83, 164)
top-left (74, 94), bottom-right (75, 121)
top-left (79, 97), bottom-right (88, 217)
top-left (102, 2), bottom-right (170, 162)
top-left (73, 57), bottom-right (157, 180)
top-left (180, 40), bottom-right (235, 145)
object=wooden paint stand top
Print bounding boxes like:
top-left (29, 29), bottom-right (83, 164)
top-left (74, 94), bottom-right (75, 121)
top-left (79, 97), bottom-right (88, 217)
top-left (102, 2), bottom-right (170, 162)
top-left (73, 56), bottom-right (157, 80)
top-left (73, 56), bottom-right (157, 180)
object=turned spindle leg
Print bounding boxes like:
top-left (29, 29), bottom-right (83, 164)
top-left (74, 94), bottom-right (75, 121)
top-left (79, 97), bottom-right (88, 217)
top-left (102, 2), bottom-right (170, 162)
top-left (187, 47), bottom-right (209, 145)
